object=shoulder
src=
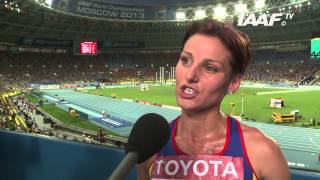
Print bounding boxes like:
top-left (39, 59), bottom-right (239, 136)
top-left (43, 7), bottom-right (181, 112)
top-left (239, 123), bottom-right (290, 180)
top-left (240, 123), bottom-right (275, 146)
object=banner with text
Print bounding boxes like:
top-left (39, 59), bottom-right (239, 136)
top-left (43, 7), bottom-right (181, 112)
top-left (51, 0), bottom-right (177, 20)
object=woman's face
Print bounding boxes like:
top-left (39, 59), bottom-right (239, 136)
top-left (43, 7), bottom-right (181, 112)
top-left (175, 33), bottom-right (241, 113)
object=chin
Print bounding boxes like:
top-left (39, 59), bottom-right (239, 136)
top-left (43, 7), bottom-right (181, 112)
top-left (177, 101), bottom-right (198, 112)
top-left (179, 100), bottom-right (219, 114)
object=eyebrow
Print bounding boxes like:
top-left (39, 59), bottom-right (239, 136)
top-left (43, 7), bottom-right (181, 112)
top-left (182, 51), bottom-right (223, 65)
top-left (203, 59), bottom-right (223, 66)
top-left (181, 51), bottom-right (193, 58)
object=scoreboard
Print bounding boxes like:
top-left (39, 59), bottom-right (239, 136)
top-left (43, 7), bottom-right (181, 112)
top-left (311, 38), bottom-right (320, 60)
top-left (74, 41), bottom-right (97, 55)
top-left (80, 41), bottom-right (97, 55)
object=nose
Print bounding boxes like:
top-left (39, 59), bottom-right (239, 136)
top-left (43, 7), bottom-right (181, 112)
top-left (185, 66), bottom-right (199, 83)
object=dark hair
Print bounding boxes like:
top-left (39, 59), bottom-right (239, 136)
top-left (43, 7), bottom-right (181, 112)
top-left (182, 18), bottom-right (252, 75)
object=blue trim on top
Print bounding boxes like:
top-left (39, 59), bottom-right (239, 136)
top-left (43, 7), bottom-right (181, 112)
top-left (159, 117), bottom-right (178, 156)
top-left (226, 117), bottom-right (254, 180)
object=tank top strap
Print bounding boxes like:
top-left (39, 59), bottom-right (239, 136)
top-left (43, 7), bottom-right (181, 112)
top-left (225, 116), bottom-right (258, 180)
top-left (224, 116), bottom-right (245, 157)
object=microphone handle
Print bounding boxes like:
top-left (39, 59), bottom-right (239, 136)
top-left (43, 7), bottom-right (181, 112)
top-left (108, 151), bottom-right (138, 180)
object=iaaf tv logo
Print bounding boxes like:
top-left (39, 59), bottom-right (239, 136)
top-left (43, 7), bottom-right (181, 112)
top-left (237, 13), bottom-right (294, 26)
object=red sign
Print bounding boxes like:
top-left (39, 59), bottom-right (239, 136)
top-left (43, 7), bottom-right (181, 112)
top-left (80, 41), bottom-right (97, 55)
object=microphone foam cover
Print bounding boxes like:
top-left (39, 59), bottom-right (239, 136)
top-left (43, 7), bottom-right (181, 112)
top-left (126, 113), bottom-right (170, 164)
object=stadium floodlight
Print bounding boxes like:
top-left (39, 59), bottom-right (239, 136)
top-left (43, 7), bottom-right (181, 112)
top-left (176, 11), bottom-right (186, 20)
top-left (195, 9), bottom-right (206, 19)
top-left (213, 5), bottom-right (227, 21)
top-left (255, 0), bottom-right (265, 9)
top-left (234, 2), bottom-right (248, 15)
top-left (45, 0), bottom-right (52, 6)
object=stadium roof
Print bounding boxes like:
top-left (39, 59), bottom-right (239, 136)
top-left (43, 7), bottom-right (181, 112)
top-left (96, 0), bottom-right (309, 7)
top-left (0, 0), bottom-right (319, 52)
top-left (104, 0), bottom-right (212, 6)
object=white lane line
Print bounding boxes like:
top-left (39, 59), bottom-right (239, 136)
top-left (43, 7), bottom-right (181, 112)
top-left (309, 137), bottom-right (320, 149)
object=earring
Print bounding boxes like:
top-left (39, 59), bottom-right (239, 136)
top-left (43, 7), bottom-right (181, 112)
top-left (228, 91), bottom-right (233, 95)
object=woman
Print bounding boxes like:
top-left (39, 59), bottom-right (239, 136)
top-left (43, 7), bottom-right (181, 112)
top-left (137, 19), bottom-right (289, 180)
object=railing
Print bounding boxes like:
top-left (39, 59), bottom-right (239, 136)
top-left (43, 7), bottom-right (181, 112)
top-left (298, 74), bottom-right (318, 86)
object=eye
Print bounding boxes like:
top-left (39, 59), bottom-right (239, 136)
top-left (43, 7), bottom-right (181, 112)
top-left (180, 55), bottom-right (192, 65)
top-left (203, 64), bottom-right (218, 73)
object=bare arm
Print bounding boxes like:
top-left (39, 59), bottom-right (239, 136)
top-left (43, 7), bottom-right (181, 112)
top-left (242, 125), bottom-right (290, 180)
top-left (260, 140), bottom-right (290, 180)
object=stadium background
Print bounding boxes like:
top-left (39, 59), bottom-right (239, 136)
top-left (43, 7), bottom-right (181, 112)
top-left (0, 0), bottom-right (320, 179)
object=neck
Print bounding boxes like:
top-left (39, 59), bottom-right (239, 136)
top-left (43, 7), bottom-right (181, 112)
top-left (178, 109), bottom-right (227, 140)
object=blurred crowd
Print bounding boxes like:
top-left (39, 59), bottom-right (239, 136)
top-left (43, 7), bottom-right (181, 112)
top-left (0, 50), bottom-right (319, 86)
top-left (0, 89), bottom-right (29, 132)
top-left (0, 51), bottom-right (179, 84)
top-left (245, 61), bottom-right (320, 85)
top-left (244, 50), bottom-right (320, 86)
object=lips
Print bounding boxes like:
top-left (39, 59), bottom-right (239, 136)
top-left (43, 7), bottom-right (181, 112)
top-left (179, 85), bottom-right (199, 99)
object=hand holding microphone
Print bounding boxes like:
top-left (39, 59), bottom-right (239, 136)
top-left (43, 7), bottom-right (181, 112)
top-left (108, 113), bottom-right (170, 180)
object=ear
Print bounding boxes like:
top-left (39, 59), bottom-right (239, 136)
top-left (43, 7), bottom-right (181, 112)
top-left (228, 74), bottom-right (243, 94)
